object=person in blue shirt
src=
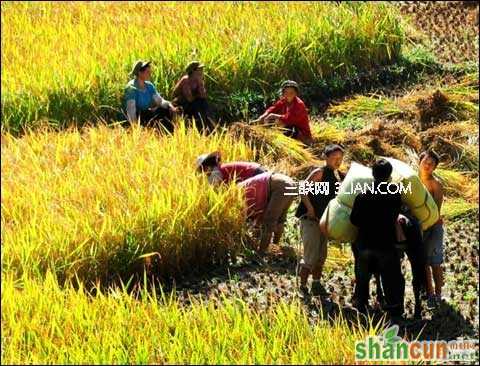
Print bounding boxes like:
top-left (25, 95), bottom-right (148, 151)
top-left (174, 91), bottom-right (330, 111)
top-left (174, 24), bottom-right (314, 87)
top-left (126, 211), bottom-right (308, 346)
top-left (124, 60), bottom-right (178, 132)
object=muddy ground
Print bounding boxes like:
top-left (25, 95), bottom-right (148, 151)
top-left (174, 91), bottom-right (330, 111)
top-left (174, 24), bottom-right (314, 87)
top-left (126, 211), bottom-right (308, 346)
top-left (162, 217), bottom-right (478, 342)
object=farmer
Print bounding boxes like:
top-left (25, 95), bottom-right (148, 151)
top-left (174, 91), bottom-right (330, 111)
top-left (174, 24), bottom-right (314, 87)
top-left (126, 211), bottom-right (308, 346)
top-left (254, 80), bottom-right (313, 146)
top-left (172, 61), bottom-right (212, 131)
top-left (295, 144), bottom-right (345, 298)
top-left (238, 171), bottom-right (297, 254)
top-left (196, 151), bottom-right (267, 185)
top-left (350, 159), bottom-right (405, 323)
top-left (124, 60), bottom-right (178, 131)
top-left (418, 150), bottom-right (445, 309)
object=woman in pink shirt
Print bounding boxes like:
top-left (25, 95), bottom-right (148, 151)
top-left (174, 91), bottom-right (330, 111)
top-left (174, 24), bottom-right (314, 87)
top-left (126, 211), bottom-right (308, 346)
top-left (239, 171), bottom-right (297, 253)
top-left (196, 151), bottom-right (267, 185)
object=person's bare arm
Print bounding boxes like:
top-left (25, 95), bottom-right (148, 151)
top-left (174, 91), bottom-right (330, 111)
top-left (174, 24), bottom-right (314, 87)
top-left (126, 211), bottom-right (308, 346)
top-left (300, 168), bottom-right (323, 218)
top-left (153, 94), bottom-right (177, 112)
top-left (198, 78), bottom-right (207, 99)
top-left (432, 179), bottom-right (444, 214)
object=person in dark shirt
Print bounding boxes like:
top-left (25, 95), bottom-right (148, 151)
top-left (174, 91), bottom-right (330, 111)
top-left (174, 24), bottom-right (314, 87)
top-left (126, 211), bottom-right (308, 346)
top-left (295, 144), bottom-right (345, 298)
top-left (350, 159), bottom-right (405, 322)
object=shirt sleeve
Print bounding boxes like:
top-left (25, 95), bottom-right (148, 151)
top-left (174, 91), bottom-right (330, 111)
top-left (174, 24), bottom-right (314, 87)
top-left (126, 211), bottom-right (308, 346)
top-left (126, 99), bottom-right (137, 123)
top-left (265, 99), bottom-right (284, 115)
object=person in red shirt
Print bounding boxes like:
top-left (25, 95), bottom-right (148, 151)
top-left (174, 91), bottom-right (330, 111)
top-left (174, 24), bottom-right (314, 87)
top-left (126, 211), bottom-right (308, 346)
top-left (239, 171), bottom-right (297, 253)
top-left (254, 80), bottom-right (313, 146)
top-left (196, 151), bottom-right (267, 186)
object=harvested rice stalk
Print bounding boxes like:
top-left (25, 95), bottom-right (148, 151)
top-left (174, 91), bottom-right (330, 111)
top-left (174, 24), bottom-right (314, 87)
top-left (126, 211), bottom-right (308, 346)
top-left (328, 94), bottom-right (403, 119)
top-left (435, 168), bottom-right (479, 202)
top-left (229, 122), bottom-right (319, 166)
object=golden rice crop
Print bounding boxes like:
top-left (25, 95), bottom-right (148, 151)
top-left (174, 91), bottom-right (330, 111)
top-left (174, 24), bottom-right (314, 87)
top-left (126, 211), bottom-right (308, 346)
top-left (1, 121), bottom-right (253, 284)
top-left (1, 272), bottom-right (378, 365)
top-left (1, 1), bottom-right (404, 133)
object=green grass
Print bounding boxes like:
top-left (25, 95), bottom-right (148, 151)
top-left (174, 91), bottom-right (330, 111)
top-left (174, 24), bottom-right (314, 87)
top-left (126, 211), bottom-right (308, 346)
top-left (1, 1), bottom-right (405, 133)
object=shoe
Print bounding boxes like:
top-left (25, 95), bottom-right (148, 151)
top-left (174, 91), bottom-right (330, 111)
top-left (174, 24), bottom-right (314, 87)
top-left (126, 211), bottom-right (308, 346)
top-left (311, 281), bottom-right (329, 298)
top-left (426, 295), bottom-right (437, 309)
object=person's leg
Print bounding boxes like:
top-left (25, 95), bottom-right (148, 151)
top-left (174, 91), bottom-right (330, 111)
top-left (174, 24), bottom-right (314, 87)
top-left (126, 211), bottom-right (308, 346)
top-left (269, 174), bottom-right (296, 247)
top-left (430, 224), bottom-right (444, 300)
top-left (311, 234), bottom-right (329, 298)
top-left (406, 243), bottom-right (427, 316)
top-left (424, 223), bottom-right (444, 304)
top-left (149, 106), bottom-right (175, 133)
top-left (311, 233), bottom-right (327, 281)
top-left (192, 98), bottom-right (212, 131)
top-left (259, 175), bottom-right (286, 252)
top-left (432, 265), bottom-right (444, 297)
top-left (354, 248), bottom-right (373, 313)
top-left (298, 217), bottom-right (320, 289)
top-left (378, 248), bottom-right (405, 319)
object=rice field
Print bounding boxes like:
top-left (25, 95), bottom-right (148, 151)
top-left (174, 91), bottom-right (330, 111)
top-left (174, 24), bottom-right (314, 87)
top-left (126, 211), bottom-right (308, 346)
top-left (1, 1), bottom-right (479, 365)
top-left (1, 272), bottom-right (377, 365)
top-left (1, 1), bottom-right (404, 133)
top-left (1, 122), bottom-right (253, 284)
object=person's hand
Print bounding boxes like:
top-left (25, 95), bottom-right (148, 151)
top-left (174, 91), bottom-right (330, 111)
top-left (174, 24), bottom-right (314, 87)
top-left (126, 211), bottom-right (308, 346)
top-left (264, 113), bottom-right (276, 122)
top-left (169, 105), bottom-right (178, 113)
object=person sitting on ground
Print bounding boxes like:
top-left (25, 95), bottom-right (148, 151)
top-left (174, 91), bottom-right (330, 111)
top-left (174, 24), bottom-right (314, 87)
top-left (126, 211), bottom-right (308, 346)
top-left (124, 60), bottom-right (178, 132)
top-left (418, 150), bottom-right (445, 309)
top-left (254, 80), bottom-right (313, 146)
top-left (196, 151), bottom-right (268, 186)
top-left (172, 61), bottom-right (212, 131)
top-left (295, 144), bottom-right (345, 299)
top-left (238, 171), bottom-right (297, 254)
top-left (350, 159), bottom-right (405, 324)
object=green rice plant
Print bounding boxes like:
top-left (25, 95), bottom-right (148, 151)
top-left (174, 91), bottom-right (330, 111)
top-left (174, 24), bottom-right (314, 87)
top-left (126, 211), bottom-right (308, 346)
top-left (1, 120), bottom-right (254, 284)
top-left (1, 1), bottom-right (405, 133)
top-left (325, 115), bottom-right (368, 131)
top-left (1, 272), bottom-right (380, 364)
